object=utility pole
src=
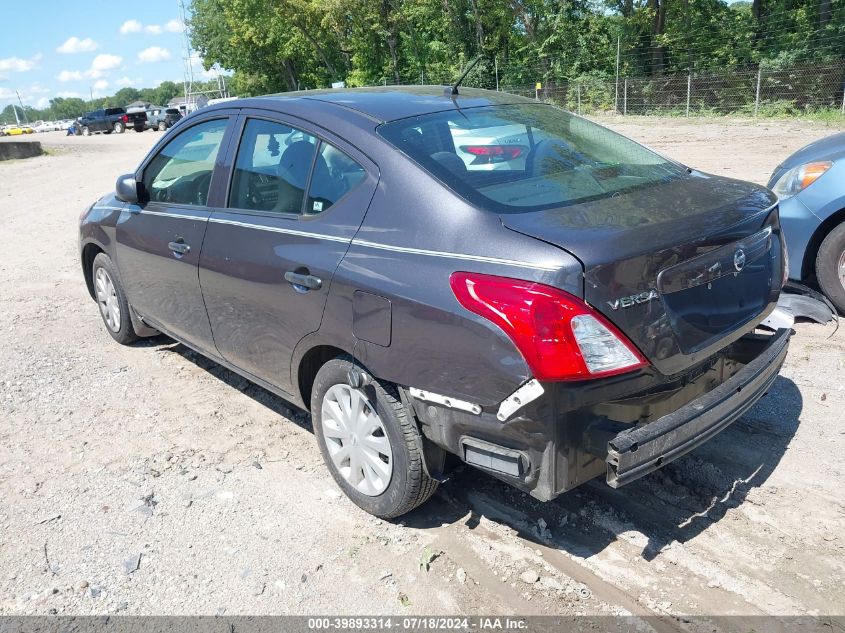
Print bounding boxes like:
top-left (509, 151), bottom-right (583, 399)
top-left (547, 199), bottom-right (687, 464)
top-left (754, 64), bottom-right (762, 117)
top-left (15, 90), bottom-right (27, 123)
top-left (494, 57), bottom-right (499, 91)
top-left (614, 36), bottom-right (620, 114)
top-left (89, 86), bottom-right (94, 107)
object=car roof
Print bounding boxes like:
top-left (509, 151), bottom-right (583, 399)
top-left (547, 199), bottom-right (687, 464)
top-left (204, 86), bottom-right (538, 124)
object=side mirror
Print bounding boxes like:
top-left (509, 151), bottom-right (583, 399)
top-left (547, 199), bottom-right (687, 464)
top-left (115, 174), bottom-right (139, 204)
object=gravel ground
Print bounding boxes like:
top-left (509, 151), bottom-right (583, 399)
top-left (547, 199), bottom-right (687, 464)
top-left (0, 117), bottom-right (843, 621)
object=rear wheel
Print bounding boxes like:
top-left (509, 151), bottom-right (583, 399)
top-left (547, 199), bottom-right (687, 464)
top-left (91, 253), bottom-right (137, 345)
top-left (311, 357), bottom-right (437, 518)
top-left (816, 222), bottom-right (845, 314)
top-left (157, 121), bottom-right (167, 131)
top-left (113, 121), bottom-right (125, 134)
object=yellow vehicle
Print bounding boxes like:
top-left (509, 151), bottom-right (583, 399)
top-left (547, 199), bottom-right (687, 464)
top-left (1, 125), bottom-right (34, 136)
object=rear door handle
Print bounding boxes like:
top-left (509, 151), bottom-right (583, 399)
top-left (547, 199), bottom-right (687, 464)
top-left (168, 240), bottom-right (191, 256)
top-left (284, 271), bottom-right (322, 291)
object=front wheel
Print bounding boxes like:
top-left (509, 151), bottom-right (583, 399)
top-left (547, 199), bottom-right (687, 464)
top-left (816, 222), bottom-right (845, 314)
top-left (91, 253), bottom-right (138, 345)
top-left (81, 126), bottom-right (90, 136)
top-left (311, 357), bottom-right (437, 518)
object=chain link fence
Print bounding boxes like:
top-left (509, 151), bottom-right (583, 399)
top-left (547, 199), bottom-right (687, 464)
top-left (390, 60), bottom-right (845, 118)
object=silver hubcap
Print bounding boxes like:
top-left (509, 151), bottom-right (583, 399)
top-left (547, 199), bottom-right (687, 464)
top-left (94, 267), bottom-right (121, 332)
top-left (838, 250), bottom-right (845, 291)
top-left (321, 384), bottom-right (393, 496)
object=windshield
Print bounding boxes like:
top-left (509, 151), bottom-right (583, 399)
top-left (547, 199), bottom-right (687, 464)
top-left (378, 104), bottom-right (688, 213)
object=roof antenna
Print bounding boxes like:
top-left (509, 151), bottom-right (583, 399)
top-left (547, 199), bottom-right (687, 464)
top-left (445, 55), bottom-right (483, 97)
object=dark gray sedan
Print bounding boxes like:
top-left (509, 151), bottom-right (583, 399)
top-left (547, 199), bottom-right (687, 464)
top-left (79, 87), bottom-right (789, 518)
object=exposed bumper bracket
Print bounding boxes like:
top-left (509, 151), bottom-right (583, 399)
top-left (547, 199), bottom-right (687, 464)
top-left (606, 328), bottom-right (791, 488)
top-left (497, 379), bottom-right (545, 421)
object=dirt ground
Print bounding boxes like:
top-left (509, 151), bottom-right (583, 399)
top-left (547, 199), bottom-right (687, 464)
top-left (1, 117), bottom-right (843, 623)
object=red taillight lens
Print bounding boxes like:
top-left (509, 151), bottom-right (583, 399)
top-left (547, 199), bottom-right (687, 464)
top-left (122, 114), bottom-right (129, 123)
top-left (449, 272), bottom-right (648, 381)
top-left (459, 145), bottom-right (526, 164)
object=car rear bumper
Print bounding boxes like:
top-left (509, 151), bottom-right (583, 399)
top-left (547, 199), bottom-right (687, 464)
top-left (412, 328), bottom-right (791, 501)
top-left (605, 327), bottom-right (790, 488)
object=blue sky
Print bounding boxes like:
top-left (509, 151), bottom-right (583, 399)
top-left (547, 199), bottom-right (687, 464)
top-left (0, 0), bottom-right (215, 109)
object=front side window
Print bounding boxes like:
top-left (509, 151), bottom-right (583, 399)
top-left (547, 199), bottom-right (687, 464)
top-left (229, 118), bottom-right (317, 213)
top-left (378, 104), bottom-right (688, 213)
top-left (143, 118), bottom-right (228, 206)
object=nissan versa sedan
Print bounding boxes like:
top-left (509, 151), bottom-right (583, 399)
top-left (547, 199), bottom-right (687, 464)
top-left (79, 87), bottom-right (790, 519)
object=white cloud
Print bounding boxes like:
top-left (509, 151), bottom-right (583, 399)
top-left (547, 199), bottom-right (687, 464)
top-left (0, 54), bottom-right (41, 73)
top-left (0, 87), bottom-right (16, 100)
top-left (57, 91), bottom-right (83, 98)
top-left (117, 76), bottom-right (142, 87)
top-left (0, 73), bottom-right (7, 82)
top-left (91, 53), bottom-right (122, 71)
top-left (93, 79), bottom-right (109, 91)
top-left (56, 37), bottom-right (98, 54)
top-left (138, 47), bottom-right (172, 63)
top-left (57, 70), bottom-right (83, 82)
top-left (120, 19), bottom-right (181, 35)
top-left (119, 19), bottom-right (142, 34)
top-left (36, 97), bottom-right (50, 108)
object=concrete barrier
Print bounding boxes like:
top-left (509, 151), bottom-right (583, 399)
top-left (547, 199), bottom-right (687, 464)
top-left (0, 141), bottom-right (44, 161)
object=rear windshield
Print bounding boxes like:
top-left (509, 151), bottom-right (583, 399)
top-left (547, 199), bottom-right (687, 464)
top-left (378, 104), bottom-right (688, 213)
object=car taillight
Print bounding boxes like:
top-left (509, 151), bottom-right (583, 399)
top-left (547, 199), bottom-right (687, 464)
top-left (122, 114), bottom-right (129, 123)
top-left (449, 272), bottom-right (648, 381)
top-left (459, 145), bottom-right (526, 165)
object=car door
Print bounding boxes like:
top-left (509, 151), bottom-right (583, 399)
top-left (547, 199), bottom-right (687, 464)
top-left (198, 111), bottom-right (378, 391)
top-left (116, 114), bottom-right (236, 352)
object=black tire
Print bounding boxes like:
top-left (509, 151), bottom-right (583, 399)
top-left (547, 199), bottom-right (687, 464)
top-left (91, 253), bottom-right (138, 345)
top-left (157, 121), bottom-right (166, 131)
top-left (81, 126), bottom-right (91, 136)
top-left (816, 222), bottom-right (845, 314)
top-left (113, 121), bottom-right (125, 134)
top-left (311, 356), bottom-right (437, 519)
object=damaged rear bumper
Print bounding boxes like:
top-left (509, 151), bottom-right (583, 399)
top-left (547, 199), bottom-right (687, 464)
top-left (606, 327), bottom-right (790, 488)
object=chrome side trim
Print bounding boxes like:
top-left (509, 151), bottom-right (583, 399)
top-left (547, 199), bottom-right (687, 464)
top-left (409, 387), bottom-right (482, 415)
top-left (208, 217), bottom-right (351, 243)
top-left (108, 207), bottom-right (555, 271)
top-left (497, 379), bottom-right (544, 421)
top-left (352, 239), bottom-right (559, 271)
top-left (92, 205), bottom-right (125, 212)
top-left (139, 209), bottom-right (206, 221)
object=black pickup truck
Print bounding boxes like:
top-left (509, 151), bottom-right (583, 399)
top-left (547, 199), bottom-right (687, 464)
top-left (78, 108), bottom-right (147, 135)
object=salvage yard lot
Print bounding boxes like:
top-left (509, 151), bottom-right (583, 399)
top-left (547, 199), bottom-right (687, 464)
top-left (1, 117), bottom-right (844, 620)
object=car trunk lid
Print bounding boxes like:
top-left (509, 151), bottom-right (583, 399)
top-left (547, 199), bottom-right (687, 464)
top-left (501, 173), bottom-right (783, 375)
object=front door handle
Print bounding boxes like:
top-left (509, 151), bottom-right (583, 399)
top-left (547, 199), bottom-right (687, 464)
top-left (168, 239), bottom-right (191, 256)
top-left (284, 271), bottom-right (322, 291)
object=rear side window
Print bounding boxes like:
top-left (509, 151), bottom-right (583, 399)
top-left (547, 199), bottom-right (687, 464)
top-left (142, 118), bottom-right (228, 206)
top-left (306, 143), bottom-right (367, 215)
top-left (229, 118), bottom-right (367, 215)
top-left (229, 118), bottom-right (317, 214)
